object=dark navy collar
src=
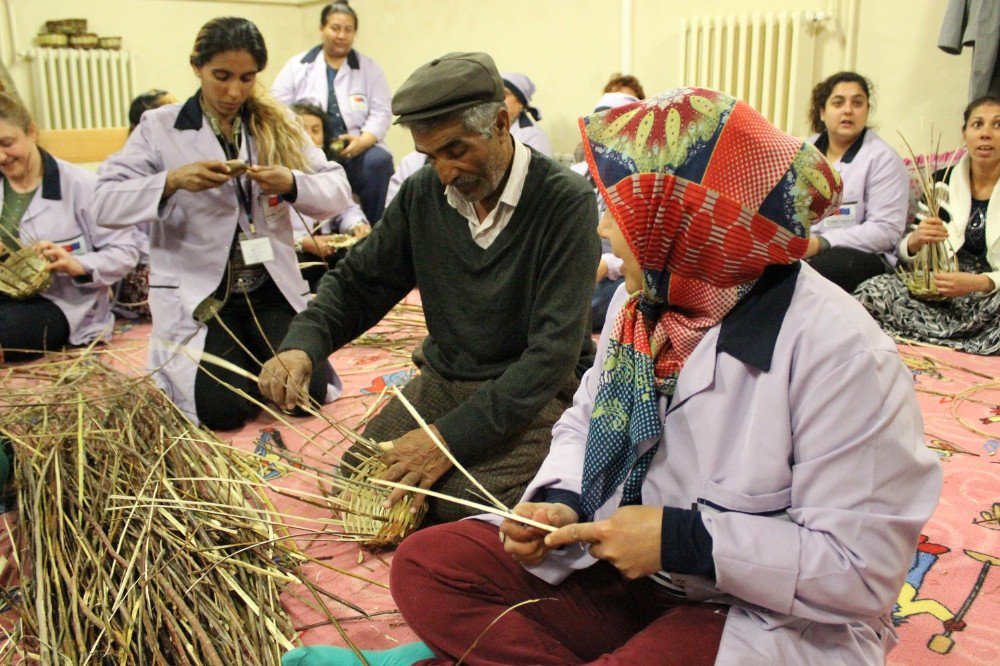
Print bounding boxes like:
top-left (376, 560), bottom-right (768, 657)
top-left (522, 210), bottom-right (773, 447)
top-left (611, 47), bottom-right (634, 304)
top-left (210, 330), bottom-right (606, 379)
top-left (39, 148), bottom-right (61, 201)
top-left (174, 94), bottom-right (203, 131)
top-left (716, 262), bottom-right (800, 371)
top-left (813, 127), bottom-right (867, 164)
top-left (302, 45), bottom-right (360, 69)
top-left (174, 93), bottom-right (250, 132)
top-left (517, 113), bottom-right (533, 128)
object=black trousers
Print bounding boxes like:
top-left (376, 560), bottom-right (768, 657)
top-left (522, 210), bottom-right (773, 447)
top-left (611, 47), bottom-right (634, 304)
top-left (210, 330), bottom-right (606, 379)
top-left (807, 246), bottom-right (890, 294)
top-left (0, 293), bottom-right (70, 362)
top-left (194, 280), bottom-right (330, 431)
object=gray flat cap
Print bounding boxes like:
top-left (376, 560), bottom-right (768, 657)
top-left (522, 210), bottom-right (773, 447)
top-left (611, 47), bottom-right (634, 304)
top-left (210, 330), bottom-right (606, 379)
top-left (392, 52), bottom-right (504, 124)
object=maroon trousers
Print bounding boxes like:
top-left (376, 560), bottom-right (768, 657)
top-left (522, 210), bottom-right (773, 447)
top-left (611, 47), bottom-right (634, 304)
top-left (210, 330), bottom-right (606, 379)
top-left (391, 520), bottom-right (727, 665)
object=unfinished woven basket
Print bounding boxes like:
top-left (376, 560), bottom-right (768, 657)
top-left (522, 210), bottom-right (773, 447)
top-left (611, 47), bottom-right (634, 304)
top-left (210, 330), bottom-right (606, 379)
top-left (0, 247), bottom-right (51, 299)
top-left (338, 454), bottom-right (426, 547)
top-left (900, 242), bottom-right (957, 301)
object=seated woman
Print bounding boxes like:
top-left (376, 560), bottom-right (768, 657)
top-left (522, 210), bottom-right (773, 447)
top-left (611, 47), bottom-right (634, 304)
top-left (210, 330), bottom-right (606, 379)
top-left (502, 72), bottom-right (553, 156)
top-left (804, 72), bottom-right (911, 293)
top-left (282, 90), bottom-right (940, 666)
top-left (290, 102), bottom-right (369, 291)
top-left (855, 94), bottom-right (1000, 355)
top-left (93, 17), bottom-right (354, 430)
top-left (271, 1), bottom-right (394, 223)
top-left (0, 93), bottom-right (140, 363)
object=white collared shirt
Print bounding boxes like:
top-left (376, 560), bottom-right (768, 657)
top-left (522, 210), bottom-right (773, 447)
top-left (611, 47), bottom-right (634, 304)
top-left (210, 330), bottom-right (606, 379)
top-left (446, 138), bottom-right (530, 249)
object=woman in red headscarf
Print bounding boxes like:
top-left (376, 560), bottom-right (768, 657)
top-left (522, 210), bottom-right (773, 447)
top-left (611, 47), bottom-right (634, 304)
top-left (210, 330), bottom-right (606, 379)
top-left (283, 89), bottom-right (941, 666)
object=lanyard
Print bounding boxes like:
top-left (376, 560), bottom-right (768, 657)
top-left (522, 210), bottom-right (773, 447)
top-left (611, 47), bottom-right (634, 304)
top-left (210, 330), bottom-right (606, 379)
top-left (211, 117), bottom-right (258, 236)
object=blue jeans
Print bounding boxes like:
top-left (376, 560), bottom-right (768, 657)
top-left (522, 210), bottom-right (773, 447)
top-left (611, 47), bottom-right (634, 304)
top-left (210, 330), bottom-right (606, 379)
top-left (342, 144), bottom-right (394, 223)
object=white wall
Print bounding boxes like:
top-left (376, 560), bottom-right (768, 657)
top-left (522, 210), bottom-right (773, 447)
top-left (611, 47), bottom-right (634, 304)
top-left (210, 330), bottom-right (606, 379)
top-left (0, 0), bottom-right (974, 161)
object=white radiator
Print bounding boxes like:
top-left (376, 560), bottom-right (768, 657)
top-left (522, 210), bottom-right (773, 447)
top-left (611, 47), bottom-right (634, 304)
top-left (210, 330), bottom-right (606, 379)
top-left (679, 12), bottom-right (828, 134)
top-left (29, 49), bottom-right (135, 130)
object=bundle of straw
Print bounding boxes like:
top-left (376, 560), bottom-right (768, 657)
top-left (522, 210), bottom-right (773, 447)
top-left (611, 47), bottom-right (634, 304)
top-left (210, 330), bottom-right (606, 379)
top-left (0, 355), bottom-right (305, 664)
top-left (896, 129), bottom-right (960, 300)
top-left (0, 247), bottom-right (51, 299)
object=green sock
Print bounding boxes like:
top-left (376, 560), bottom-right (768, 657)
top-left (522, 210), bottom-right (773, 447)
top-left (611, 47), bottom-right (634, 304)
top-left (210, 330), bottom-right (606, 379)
top-left (282, 642), bottom-right (435, 666)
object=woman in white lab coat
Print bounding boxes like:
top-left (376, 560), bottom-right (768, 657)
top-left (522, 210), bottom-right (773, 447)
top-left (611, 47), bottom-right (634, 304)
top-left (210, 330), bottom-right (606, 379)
top-left (271, 1), bottom-right (394, 223)
top-left (0, 93), bottom-right (140, 362)
top-left (93, 17), bottom-right (354, 429)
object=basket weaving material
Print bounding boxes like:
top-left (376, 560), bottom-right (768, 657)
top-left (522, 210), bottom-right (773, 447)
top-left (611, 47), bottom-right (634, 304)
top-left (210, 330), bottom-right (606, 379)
top-left (901, 242), bottom-right (957, 301)
top-left (0, 247), bottom-right (51, 299)
top-left (337, 454), bottom-right (426, 547)
top-left (324, 234), bottom-right (361, 250)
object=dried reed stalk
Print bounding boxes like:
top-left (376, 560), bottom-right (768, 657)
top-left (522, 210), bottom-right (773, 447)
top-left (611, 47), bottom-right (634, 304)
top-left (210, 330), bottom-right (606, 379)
top-left (896, 129), bottom-right (961, 299)
top-left (0, 354), bottom-right (320, 663)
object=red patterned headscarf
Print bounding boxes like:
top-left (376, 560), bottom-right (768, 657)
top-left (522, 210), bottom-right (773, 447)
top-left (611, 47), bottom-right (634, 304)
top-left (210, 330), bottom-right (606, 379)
top-left (578, 88), bottom-right (841, 518)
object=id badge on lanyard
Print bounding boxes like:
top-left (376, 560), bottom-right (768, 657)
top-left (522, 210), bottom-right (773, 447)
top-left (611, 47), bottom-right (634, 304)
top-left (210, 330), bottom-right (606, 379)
top-left (228, 128), bottom-right (274, 266)
top-left (821, 202), bottom-right (858, 230)
top-left (235, 183), bottom-right (275, 265)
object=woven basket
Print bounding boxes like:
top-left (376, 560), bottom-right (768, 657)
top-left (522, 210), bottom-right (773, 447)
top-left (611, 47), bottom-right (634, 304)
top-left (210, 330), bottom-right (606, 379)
top-left (324, 234), bottom-right (361, 250)
top-left (337, 454), bottom-right (426, 548)
top-left (0, 248), bottom-right (52, 299)
top-left (901, 242), bottom-right (956, 301)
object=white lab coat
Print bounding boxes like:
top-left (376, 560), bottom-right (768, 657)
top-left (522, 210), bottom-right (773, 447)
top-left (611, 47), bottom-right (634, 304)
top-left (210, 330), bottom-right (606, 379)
top-left (271, 47), bottom-right (392, 146)
top-left (1, 150), bottom-right (140, 345)
top-left (385, 151), bottom-right (428, 207)
top-left (92, 96), bottom-right (353, 419)
top-left (518, 262), bottom-right (941, 665)
top-left (509, 114), bottom-right (553, 156)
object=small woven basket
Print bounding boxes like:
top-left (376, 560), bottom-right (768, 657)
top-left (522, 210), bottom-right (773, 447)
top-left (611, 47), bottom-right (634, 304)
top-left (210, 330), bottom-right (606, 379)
top-left (901, 242), bottom-right (956, 301)
top-left (324, 234), bottom-right (361, 250)
top-left (0, 248), bottom-right (52, 299)
top-left (337, 454), bottom-right (426, 548)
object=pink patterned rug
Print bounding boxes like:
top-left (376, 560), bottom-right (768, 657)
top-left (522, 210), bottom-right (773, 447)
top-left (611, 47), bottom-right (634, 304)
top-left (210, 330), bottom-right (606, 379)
top-left (4, 300), bottom-right (998, 663)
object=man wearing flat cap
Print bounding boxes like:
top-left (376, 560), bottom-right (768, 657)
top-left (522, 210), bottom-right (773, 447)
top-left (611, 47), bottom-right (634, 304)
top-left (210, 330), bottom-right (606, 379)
top-left (260, 52), bottom-right (600, 525)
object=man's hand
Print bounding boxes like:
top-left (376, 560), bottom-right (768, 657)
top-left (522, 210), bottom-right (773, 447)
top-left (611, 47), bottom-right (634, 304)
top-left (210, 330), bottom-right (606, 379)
top-left (338, 132), bottom-right (377, 160)
top-left (163, 160), bottom-right (231, 199)
top-left (35, 241), bottom-right (85, 277)
top-left (247, 165), bottom-right (295, 195)
top-left (906, 217), bottom-right (949, 254)
top-left (934, 271), bottom-right (994, 297)
top-left (380, 424), bottom-right (452, 513)
top-left (500, 502), bottom-right (579, 566)
top-left (545, 505), bottom-right (663, 579)
top-left (258, 350), bottom-right (313, 411)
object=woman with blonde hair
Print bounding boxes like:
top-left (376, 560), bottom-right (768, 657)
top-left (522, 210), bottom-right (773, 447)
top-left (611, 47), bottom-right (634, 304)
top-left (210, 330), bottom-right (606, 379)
top-left (94, 16), bottom-right (354, 429)
top-left (0, 93), bottom-right (140, 362)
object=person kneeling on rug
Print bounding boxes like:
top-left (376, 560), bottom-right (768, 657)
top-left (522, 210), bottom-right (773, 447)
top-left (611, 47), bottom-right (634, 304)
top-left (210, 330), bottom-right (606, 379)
top-left (282, 89), bottom-right (942, 665)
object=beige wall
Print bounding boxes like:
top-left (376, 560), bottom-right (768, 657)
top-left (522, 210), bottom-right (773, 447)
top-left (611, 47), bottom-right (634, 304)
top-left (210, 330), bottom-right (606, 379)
top-left (0, 0), bottom-right (973, 162)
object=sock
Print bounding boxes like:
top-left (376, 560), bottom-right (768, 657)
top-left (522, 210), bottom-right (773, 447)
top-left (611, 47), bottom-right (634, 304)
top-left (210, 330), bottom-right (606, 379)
top-left (282, 642), bottom-right (435, 666)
